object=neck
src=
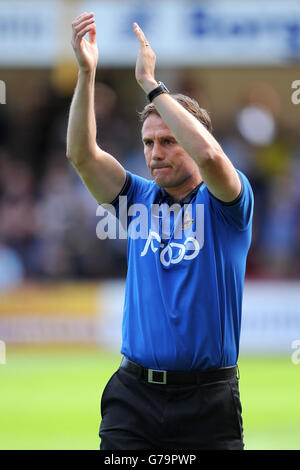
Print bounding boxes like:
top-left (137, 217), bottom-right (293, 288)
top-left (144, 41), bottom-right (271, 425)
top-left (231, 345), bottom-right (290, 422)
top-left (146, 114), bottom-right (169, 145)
top-left (162, 176), bottom-right (202, 202)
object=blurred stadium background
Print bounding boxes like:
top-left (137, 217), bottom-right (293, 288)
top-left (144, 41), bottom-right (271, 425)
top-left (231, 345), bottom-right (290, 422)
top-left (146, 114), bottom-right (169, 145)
top-left (0, 0), bottom-right (300, 450)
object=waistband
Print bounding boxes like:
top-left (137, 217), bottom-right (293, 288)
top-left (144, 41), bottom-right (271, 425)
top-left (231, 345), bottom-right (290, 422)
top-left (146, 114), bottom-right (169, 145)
top-left (120, 356), bottom-right (238, 385)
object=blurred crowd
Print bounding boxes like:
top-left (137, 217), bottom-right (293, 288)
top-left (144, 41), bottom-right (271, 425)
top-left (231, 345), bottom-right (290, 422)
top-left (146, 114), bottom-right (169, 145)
top-left (0, 73), bottom-right (300, 288)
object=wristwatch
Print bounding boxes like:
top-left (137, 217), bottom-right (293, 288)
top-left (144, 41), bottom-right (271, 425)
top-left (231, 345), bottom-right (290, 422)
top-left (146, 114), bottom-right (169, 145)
top-left (147, 82), bottom-right (170, 103)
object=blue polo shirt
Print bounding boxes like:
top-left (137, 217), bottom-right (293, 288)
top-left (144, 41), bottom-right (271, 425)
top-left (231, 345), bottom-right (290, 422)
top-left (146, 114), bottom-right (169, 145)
top-left (111, 169), bottom-right (253, 371)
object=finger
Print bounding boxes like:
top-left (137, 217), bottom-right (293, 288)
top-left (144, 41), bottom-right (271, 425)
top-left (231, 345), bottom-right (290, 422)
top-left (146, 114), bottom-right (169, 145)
top-left (133, 22), bottom-right (147, 44)
top-left (73, 16), bottom-right (95, 34)
top-left (74, 24), bottom-right (96, 46)
top-left (72, 18), bottom-right (95, 46)
top-left (72, 12), bottom-right (89, 29)
top-left (133, 22), bottom-right (150, 47)
top-left (72, 12), bottom-right (94, 27)
top-left (88, 24), bottom-right (97, 44)
top-left (73, 12), bottom-right (88, 23)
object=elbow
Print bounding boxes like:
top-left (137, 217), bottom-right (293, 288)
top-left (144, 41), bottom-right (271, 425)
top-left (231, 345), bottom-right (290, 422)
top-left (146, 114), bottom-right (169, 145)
top-left (65, 141), bottom-right (73, 161)
top-left (65, 150), bottom-right (84, 169)
top-left (195, 145), bottom-right (224, 169)
top-left (65, 146), bottom-right (99, 170)
top-left (65, 149), bottom-right (76, 165)
top-left (65, 144), bottom-right (86, 167)
top-left (66, 150), bottom-right (77, 163)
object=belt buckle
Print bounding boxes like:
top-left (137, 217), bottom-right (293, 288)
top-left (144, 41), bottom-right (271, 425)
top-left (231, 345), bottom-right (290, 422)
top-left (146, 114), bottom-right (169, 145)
top-left (148, 369), bottom-right (167, 384)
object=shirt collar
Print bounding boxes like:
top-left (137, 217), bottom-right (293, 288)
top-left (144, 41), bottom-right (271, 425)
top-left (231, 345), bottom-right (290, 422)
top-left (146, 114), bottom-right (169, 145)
top-left (158, 182), bottom-right (203, 206)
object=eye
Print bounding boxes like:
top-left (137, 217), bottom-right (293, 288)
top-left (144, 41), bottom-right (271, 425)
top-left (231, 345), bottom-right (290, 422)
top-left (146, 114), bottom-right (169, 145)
top-left (144, 140), bottom-right (153, 147)
top-left (163, 138), bottom-right (173, 145)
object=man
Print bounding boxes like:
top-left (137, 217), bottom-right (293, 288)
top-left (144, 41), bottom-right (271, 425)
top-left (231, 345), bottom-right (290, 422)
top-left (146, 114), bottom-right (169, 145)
top-left (67, 12), bottom-right (254, 450)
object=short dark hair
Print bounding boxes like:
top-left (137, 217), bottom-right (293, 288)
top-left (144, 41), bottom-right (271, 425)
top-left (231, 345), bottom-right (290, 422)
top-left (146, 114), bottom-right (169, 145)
top-left (138, 93), bottom-right (213, 133)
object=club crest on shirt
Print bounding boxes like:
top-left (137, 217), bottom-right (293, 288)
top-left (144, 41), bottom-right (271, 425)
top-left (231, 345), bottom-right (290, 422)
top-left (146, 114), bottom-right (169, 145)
top-left (182, 211), bottom-right (194, 230)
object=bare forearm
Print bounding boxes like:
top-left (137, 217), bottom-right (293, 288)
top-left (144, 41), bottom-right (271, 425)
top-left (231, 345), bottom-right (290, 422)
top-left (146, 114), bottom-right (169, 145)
top-left (66, 69), bottom-right (97, 165)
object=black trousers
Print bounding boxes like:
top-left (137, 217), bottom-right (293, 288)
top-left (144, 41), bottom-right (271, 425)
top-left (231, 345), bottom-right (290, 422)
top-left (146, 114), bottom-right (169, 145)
top-left (99, 365), bottom-right (244, 450)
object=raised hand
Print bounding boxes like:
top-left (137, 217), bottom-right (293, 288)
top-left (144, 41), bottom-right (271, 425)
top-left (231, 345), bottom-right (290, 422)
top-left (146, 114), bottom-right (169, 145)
top-left (71, 12), bottom-right (98, 72)
top-left (133, 22), bottom-right (158, 93)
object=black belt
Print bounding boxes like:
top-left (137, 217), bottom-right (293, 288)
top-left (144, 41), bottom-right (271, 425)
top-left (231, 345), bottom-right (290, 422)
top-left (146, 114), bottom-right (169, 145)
top-left (120, 356), bottom-right (238, 385)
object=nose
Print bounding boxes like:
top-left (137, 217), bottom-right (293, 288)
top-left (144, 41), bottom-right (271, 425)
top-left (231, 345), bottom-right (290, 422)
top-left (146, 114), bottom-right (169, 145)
top-left (151, 141), bottom-right (164, 160)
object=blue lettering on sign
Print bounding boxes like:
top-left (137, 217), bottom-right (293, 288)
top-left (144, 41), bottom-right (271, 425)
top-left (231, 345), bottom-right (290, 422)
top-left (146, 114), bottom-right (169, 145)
top-left (191, 9), bottom-right (261, 38)
top-left (287, 23), bottom-right (300, 57)
top-left (0, 16), bottom-right (42, 39)
top-left (191, 11), bottom-right (211, 36)
top-left (190, 7), bottom-right (300, 57)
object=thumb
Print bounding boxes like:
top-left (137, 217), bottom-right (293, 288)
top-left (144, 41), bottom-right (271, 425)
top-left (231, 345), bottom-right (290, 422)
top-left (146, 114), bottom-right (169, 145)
top-left (88, 23), bottom-right (97, 44)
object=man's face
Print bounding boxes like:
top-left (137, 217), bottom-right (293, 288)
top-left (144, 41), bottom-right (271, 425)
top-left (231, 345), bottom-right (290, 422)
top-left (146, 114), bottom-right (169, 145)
top-left (142, 114), bottom-right (200, 189)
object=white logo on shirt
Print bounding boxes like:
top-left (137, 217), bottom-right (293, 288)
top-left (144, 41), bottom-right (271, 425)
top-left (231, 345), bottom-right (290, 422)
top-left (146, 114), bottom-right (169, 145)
top-left (141, 231), bottom-right (201, 267)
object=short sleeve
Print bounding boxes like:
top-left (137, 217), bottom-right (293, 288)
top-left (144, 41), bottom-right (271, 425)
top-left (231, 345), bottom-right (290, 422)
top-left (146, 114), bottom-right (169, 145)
top-left (207, 170), bottom-right (254, 231)
top-left (100, 171), bottom-right (154, 236)
top-left (110, 171), bottom-right (154, 209)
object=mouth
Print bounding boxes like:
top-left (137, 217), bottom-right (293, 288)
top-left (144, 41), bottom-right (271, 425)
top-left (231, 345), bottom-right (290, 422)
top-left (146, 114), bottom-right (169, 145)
top-left (151, 167), bottom-right (172, 179)
top-left (151, 166), bottom-right (171, 172)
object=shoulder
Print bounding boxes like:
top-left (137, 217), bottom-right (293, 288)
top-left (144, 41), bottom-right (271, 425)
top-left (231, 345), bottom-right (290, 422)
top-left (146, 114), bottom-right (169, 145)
top-left (199, 169), bottom-right (254, 231)
top-left (110, 171), bottom-right (159, 207)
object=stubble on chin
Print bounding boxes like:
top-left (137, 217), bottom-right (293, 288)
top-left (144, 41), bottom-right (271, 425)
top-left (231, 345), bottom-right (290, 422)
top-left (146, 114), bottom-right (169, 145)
top-left (153, 173), bottom-right (191, 190)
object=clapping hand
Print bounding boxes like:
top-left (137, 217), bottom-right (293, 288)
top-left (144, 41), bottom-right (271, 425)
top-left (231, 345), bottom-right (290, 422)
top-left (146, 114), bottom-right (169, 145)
top-left (133, 23), bottom-right (158, 93)
top-left (71, 12), bottom-right (98, 73)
